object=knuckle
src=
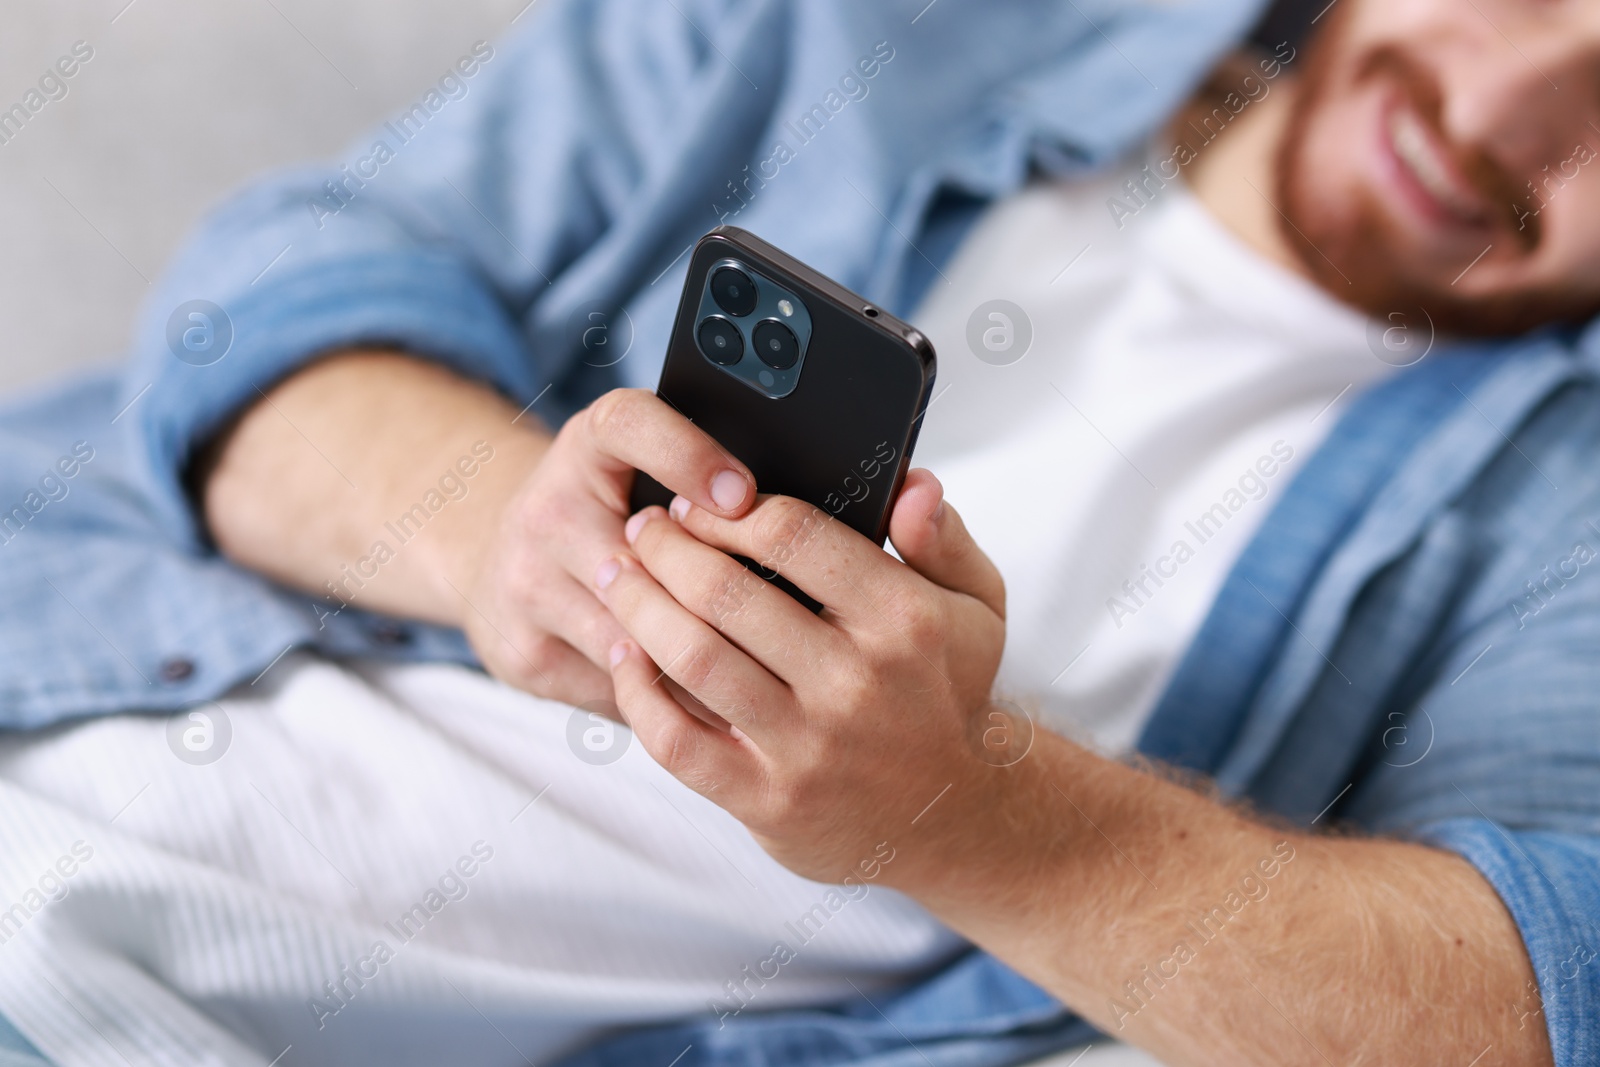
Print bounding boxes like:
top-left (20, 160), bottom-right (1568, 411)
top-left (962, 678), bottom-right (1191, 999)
top-left (491, 638), bottom-right (555, 694)
top-left (764, 774), bottom-right (807, 821)
top-left (507, 494), bottom-right (543, 538)
top-left (879, 585), bottom-right (939, 642)
top-left (752, 498), bottom-right (824, 569)
top-left (504, 664), bottom-right (545, 694)
top-left (507, 564), bottom-right (562, 616)
top-left (704, 561), bottom-right (762, 629)
top-left (776, 762), bottom-right (831, 820)
top-left (717, 689), bottom-right (762, 732)
top-left (834, 658), bottom-right (879, 713)
top-left (652, 720), bottom-right (699, 776)
top-left (631, 510), bottom-right (676, 558)
top-left (574, 603), bottom-right (623, 658)
top-left (534, 485), bottom-right (579, 531)
top-left (520, 631), bottom-right (560, 673)
top-left (585, 388), bottom-right (639, 444)
top-left (673, 634), bottom-right (721, 692)
top-left (626, 518), bottom-right (660, 561)
top-left (905, 602), bottom-right (946, 647)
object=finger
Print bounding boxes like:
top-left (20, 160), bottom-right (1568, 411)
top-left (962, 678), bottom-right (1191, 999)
top-left (662, 675), bottom-right (742, 737)
top-left (667, 493), bottom-right (903, 627)
top-left (607, 639), bottom-right (763, 799)
top-left (624, 505), bottom-right (837, 683)
top-left (542, 495), bottom-right (640, 622)
top-left (583, 388), bottom-right (755, 516)
top-left (463, 608), bottom-right (614, 705)
top-left (887, 469), bottom-right (1005, 620)
top-left (543, 572), bottom-right (631, 669)
top-left (595, 553), bottom-right (791, 745)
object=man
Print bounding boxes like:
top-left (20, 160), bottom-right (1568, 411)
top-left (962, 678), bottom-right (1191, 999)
top-left (0, 0), bottom-right (1596, 1064)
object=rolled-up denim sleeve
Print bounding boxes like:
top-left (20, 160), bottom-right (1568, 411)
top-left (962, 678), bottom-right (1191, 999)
top-left (1419, 820), bottom-right (1600, 1066)
top-left (1345, 519), bottom-right (1600, 1066)
top-left (115, 0), bottom-right (755, 544)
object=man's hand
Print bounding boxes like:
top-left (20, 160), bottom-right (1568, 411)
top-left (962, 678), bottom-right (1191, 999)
top-left (594, 468), bottom-right (1552, 1067)
top-left (459, 387), bottom-right (758, 703)
top-left (203, 353), bottom-right (757, 707)
top-left (595, 468), bottom-right (1011, 882)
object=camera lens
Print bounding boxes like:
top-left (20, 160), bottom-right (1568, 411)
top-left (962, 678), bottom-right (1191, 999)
top-left (697, 316), bottom-right (744, 365)
top-left (710, 267), bottom-right (758, 317)
top-left (752, 318), bottom-right (799, 370)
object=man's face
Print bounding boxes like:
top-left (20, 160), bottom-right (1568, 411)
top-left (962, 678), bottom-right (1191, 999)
top-left (1279, 0), bottom-right (1600, 335)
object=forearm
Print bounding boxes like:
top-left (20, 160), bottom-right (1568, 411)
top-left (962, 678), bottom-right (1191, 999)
top-left (200, 350), bottom-right (550, 627)
top-left (897, 732), bottom-right (1550, 1067)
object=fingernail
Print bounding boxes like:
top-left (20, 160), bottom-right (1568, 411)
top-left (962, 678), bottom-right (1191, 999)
top-left (669, 495), bottom-right (692, 522)
top-left (595, 557), bottom-right (621, 590)
top-left (624, 510), bottom-right (650, 545)
top-left (931, 498), bottom-right (946, 523)
top-left (710, 469), bottom-right (748, 512)
top-left (609, 641), bottom-right (629, 668)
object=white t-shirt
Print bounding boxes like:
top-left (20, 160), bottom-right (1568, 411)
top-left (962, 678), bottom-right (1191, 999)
top-left (0, 160), bottom-right (1387, 1067)
top-left (910, 165), bottom-right (1385, 754)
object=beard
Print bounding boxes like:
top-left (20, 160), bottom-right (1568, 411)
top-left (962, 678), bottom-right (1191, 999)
top-left (1273, 13), bottom-right (1600, 338)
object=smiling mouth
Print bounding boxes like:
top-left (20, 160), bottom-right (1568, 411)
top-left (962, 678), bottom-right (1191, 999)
top-left (1384, 99), bottom-right (1493, 227)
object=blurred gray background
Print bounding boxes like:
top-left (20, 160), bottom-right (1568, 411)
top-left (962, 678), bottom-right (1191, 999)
top-left (0, 0), bottom-right (527, 396)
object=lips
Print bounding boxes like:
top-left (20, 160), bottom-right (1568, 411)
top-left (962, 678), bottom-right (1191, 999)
top-left (1381, 95), bottom-right (1493, 227)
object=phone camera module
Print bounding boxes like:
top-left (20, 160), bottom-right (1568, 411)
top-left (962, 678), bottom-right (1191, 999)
top-left (697, 316), bottom-right (744, 365)
top-left (710, 267), bottom-right (758, 317)
top-left (692, 258), bottom-right (811, 398)
top-left (752, 318), bottom-right (799, 370)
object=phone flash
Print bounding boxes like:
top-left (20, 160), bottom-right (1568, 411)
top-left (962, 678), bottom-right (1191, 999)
top-left (777, 299), bottom-right (794, 317)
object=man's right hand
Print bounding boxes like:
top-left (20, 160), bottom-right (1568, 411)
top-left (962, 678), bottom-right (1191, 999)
top-left (457, 387), bottom-right (756, 705)
top-left (201, 353), bottom-right (755, 708)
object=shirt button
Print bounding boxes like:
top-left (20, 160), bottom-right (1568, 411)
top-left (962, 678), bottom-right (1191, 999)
top-left (159, 657), bottom-right (196, 683)
top-left (372, 622), bottom-right (412, 646)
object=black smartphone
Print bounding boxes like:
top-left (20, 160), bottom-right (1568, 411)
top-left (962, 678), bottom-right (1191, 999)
top-left (630, 226), bottom-right (937, 610)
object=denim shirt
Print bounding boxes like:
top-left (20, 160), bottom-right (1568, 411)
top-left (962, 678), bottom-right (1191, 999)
top-left (0, 0), bottom-right (1596, 1064)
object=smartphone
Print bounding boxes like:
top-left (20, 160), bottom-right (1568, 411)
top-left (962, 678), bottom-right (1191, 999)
top-left (630, 226), bottom-right (937, 610)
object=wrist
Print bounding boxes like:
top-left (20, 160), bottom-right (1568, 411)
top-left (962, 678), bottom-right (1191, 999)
top-left (882, 729), bottom-right (1093, 912)
top-left (416, 425), bottom-right (550, 627)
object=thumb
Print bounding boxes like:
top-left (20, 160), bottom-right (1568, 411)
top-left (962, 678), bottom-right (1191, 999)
top-left (888, 469), bottom-right (1005, 620)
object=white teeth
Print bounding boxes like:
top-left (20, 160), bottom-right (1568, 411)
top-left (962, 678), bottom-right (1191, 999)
top-left (1388, 107), bottom-right (1482, 220)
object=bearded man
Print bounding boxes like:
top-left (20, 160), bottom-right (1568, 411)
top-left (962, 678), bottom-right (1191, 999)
top-left (0, 0), bottom-right (1595, 1065)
